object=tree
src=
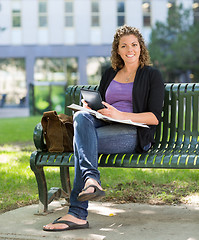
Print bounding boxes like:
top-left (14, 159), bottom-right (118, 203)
top-left (148, 4), bottom-right (199, 83)
top-left (184, 22), bottom-right (199, 81)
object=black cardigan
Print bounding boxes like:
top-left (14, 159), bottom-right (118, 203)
top-left (98, 65), bottom-right (165, 153)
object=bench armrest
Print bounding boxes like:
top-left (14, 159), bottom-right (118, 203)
top-left (33, 123), bottom-right (47, 151)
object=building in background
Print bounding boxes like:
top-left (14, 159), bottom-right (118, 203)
top-left (0, 0), bottom-right (198, 110)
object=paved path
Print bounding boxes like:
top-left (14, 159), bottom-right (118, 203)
top-left (0, 108), bottom-right (29, 118)
top-left (0, 201), bottom-right (199, 240)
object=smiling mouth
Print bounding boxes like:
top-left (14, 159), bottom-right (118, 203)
top-left (126, 54), bottom-right (135, 58)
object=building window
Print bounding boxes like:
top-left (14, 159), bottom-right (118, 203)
top-left (12, 0), bottom-right (21, 28)
top-left (91, 0), bottom-right (100, 27)
top-left (0, 58), bottom-right (26, 106)
top-left (38, 0), bottom-right (47, 27)
top-left (117, 1), bottom-right (125, 27)
top-left (193, 0), bottom-right (199, 23)
top-left (65, 0), bottom-right (74, 27)
top-left (34, 58), bottom-right (78, 113)
top-left (167, 0), bottom-right (176, 10)
top-left (142, 0), bottom-right (151, 27)
top-left (87, 57), bottom-right (110, 84)
top-left (34, 58), bottom-right (78, 84)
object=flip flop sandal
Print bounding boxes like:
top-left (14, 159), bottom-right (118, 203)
top-left (77, 184), bottom-right (105, 202)
top-left (43, 217), bottom-right (89, 232)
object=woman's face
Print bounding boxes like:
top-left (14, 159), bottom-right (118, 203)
top-left (117, 34), bottom-right (141, 66)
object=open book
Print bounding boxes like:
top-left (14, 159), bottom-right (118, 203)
top-left (67, 103), bottom-right (149, 128)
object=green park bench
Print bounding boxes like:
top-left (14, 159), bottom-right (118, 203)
top-left (30, 83), bottom-right (199, 214)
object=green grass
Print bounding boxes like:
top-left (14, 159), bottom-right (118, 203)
top-left (0, 116), bottom-right (41, 144)
top-left (0, 150), bottom-right (69, 212)
top-left (101, 168), bottom-right (199, 204)
top-left (0, 116), bottom-right (199, 213)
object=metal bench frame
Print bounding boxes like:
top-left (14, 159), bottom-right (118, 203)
top-left (30, 83), bottom-right (199, 213)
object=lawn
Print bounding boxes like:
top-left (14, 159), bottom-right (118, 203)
top-left (0, 116), bottom-right (42, 144)
top-left (0, 116), bottom-right (199, 213)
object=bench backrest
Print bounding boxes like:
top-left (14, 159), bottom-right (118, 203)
top-left (156, 83), bottom-right (199, 152)
top-left (65, 83), bottom-right (199, 153)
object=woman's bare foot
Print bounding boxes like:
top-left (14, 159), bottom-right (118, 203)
top-left (43, 214), bottom-right (87, 231)
top-left (78, 178), bottom-right (104, 200)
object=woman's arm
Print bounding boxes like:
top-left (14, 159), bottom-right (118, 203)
top-left (98, 67), bottom-right (164, 126)
top-left (98, 102), bottom-right (159, 125)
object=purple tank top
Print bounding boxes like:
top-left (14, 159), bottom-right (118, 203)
top-left (105, 80), bottom-right (133, 112)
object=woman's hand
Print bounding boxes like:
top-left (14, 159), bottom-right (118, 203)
top-left (81, 99), bottom-right (91, 109)
top-left (98, 101), bottom-right (123, 120)
top-left (98, 101), bottom-right (159, 125)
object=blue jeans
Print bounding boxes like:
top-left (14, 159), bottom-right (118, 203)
top-left (68, 111), bottom-right (138, 220)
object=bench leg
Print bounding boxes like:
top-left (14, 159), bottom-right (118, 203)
top-left (30, 153), bottom-right (72, 213)
top-left (33, 166), bottom-right (48, 213)
top-left (48, 187), bottom-right (70, 204)
top-left (30, 153), bottom-right (48, 213)
top-left (60, 166), bottom-right (71, 201)
top-left (42, 167), bottom-right (71, 209)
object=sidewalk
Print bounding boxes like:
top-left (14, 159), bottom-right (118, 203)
top-left (0, 107), bottom-right (29, 118)
top-left (0, 201), bottom-right (199, 240)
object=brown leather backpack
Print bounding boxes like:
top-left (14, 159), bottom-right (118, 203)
top-left (41, 111), bottom-right (73, 152)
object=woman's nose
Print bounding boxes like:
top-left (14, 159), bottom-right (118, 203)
top-left (127, 45), bottom-right (133, 52)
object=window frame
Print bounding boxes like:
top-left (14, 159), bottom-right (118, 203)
top-left (12, 0), bottom-right (22, 28)
top-left (64, 0), bottom-right (74, 28)
top-left (117, 0), bottom-right (126, 27)
top-left (193, 0), bottom-right (199, 23)
top-left (91, 0), bottom-right (100, 27)
top-left (38, 0), bottom-right (48, 28)
top-left (142, 0), bottom-right (151, 27)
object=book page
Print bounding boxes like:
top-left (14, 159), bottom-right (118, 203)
top-left (67, 103), bottom-right (149, 128)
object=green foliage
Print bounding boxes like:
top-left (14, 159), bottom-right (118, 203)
top-left (0, 58), bottom-right (25, 71)
top-left (148, 4), bottom-right (199, 82)
top-left (33, 85), bottom-right (65, 115)
top-left (185, 22), bottom-right (199, 80)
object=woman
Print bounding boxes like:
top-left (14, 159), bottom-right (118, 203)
top-left (43, 25), bottom-right (164, 231)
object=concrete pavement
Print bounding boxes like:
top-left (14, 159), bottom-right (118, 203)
top-left (0, 201), bottom-right (199, 240)
top-left (0, 107), bottom-right (29, 118)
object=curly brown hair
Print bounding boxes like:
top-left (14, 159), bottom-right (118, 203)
top-left (111, 25), bottom-right (151, 70)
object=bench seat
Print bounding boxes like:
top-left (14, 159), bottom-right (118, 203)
top-left (30, 83), bottom-right (199, 213)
